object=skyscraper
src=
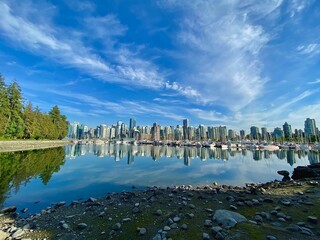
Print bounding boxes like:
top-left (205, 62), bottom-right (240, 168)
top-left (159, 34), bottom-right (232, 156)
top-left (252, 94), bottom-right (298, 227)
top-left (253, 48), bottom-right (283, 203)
top-left (183, 119), bottom-right (189, 140)
top-left (250, 126), bottom-right (260, 140)
top-left (304, 118), bottom-right (316, 137)
top-left (129, 118), bottom-right (136, 130)
top-left (283, 122), bottom-right (292, 139)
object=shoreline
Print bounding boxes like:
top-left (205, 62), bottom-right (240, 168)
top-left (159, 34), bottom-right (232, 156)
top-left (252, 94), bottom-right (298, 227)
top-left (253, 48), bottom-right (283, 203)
top-left (0, 140), bottom-right (71, 153)
top-left (1, 177), bottom-right (320, 240)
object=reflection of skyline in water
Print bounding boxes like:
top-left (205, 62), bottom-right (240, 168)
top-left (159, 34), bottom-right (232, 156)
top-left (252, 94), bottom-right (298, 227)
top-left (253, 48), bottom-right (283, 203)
top-left (65, 144), bottom-right (320, 166)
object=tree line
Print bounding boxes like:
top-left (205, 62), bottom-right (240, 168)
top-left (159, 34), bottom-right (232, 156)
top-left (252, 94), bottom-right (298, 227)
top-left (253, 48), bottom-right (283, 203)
top-left (0, 74), bottom-right (69, 140)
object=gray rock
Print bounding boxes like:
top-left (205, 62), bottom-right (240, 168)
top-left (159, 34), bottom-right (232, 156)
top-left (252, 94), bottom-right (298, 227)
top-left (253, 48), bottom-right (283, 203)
top-left (163, 226), bottom-right (171, 231)
top-left (203, 232), bottom-right (210, 240)
top-left (266, 235), bottom-right (277, 240)
top-left (22, 224), bottom-right (31, 230)
top-left (301, 227), bottom-right (313, 236)
top-left (189, 204), bottom-right (195, 209)
top-left (62, 223), bottom-right (69, 230)
top-left (186, 213), bottom-right (194, 219)
top-left (11, 229), bottom-right (24, 239)
top-left (122, 218), bottom-right (131, 223)
top-left (230, 205), bottom-right (237, 210)
top-left (113, 222), bottom-right (121, 230)
top-left (286, 224), bottom-right (300, 232)
top-left (21, 208), bottom-right (28, 213)
top-left (77, 223), bottom-right (87, 229)
top-left (155, 209), bottom-right (162, 216)
top-left (109, 230), bottom-right (116, 236)
top-left (254, 215), bottom-right (263, 223)
top-left (211, 226), bottom-right (222, 234)
top-left (181, 224), bottom-right (188, 230)
top-left (139, 227), bottom-right (147, 235)
top-left (167, 218), bottom-right (174, 225)
top-left (173, 216), bottom-right (181, 222)
top-left (280, 199), bottom-right (291, 206)
top-left (55, 201), bottom-right (66, 207)
top-left (132, 207), bottom-right (140, 213)
top-left (170, 223), bottom-right (178, 229)
top-left (1, 206), bottom-right (17, 214)
top-left (307, 216), bottom-right (318, 224)
top-left (87, 197), bottom-right (97, 202)
top-left (213, 209), bottom-right (247, 228)
top-left (204, 220), bottom-right (213, 227)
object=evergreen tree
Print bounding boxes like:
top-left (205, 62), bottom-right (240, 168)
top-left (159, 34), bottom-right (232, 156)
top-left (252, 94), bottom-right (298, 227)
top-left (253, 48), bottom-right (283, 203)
top-left (23, 102), bottom-right (36, 139)
top-left (49, 105), bottom-right (69, 140)
top-left (0, 74), bottom-right (10, 137)
top-left (6, 81), bottom-right (25, 138)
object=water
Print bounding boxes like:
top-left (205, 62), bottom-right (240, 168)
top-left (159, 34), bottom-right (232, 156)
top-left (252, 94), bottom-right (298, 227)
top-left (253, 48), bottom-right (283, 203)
top-left (0, 143), bottom-right (318, 214)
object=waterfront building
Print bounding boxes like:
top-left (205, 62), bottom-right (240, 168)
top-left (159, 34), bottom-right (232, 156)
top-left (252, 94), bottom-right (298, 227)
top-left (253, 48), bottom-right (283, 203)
top-left (188, 126), bottom-right (195, 141)
top-left (283, 122), bottom-right (292, 140)
top-left (304, 118), bottom-right (317, 137)
top-left (198, 124), bottom-right (207, 140)
top-left (129, 118), bottom-right (136, 130)
top-left (261, 127), bottom-right (268, 141)
top-left (250, 126), bottom-right (260, 140)
top-left (175, 125), bottom-right (184, 140)
top-left (273, 127), bottom-right (284, 140)
top-left (240, 130), bottom-right (246, 140)
top-left (151, 122), bottom-right (161, 141)
top-left (228, 129), bottom-right (237, 140)
top-left (218, 126), bottom-right (227, 142)
top-left (100, 124), bottom-right (107, 139)
top-left (183, 119), bottom-right (189, 140)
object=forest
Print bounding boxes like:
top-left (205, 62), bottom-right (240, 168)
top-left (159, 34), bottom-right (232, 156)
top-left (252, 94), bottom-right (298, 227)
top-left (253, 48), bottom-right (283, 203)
top-left (0, 73), bottom-right (69, 140)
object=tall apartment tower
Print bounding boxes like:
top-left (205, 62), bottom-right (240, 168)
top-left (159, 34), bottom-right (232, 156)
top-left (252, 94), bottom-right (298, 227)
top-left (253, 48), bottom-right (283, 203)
top-left (283, 122), bottom-right (292, 139)
top-left (183, 119), bottom-right (189, 140)
top-left (304, 118), bottom-right (317, 137)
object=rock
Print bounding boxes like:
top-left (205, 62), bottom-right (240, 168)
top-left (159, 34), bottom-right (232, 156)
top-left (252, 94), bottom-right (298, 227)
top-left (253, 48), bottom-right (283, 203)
top-left (211, 226), bottom-right (222, 234)
top-left (109, 230), bottom-right (116, 236)
top-left (170, 223), bottom-right (178, 229)
top-left (22, 224), bottom-right (31, 230)
top-left (113, 223), bottom-right (121, 230)
top-left (1, 206), bottom-right (17, 214)
top-left (277, 170), bottom-right (290, 181)
top-left (203, 232), bottom-right (210, 240)
top-left (292, 165), bottom-right (318, 180)
top-left (186, 213), bottom-right (194, 219)
top-left (122, 218), bottom-right (131, 223)
top-left (77, 223), bottom-right (87, 229)
top-left (254, 215), bottom-right (263, 223)
top-left (163, 226), bottom-right (171, 231)
top-left (230, 205), bottom-right (237, 210)
top-left (189, 204), bottom-right (195, 209)
top-left (286, 224), bottom-right (301, 232)
top-left (87, 197), bottom-right (97, 202)
top-left (181, 224), bottom-right (188, 230)
top-left (263, 198), bottom-right (274, 203)
top-left (62, 223), bottom-right (69, 230)
top-left (132, 207), bottom-right (140, 213)
top-left (11, 229), bottom-right (24, 239)
top-left (173, 216), bottom-right (181, 222)
top-left (139, 227), bottom-right (147, 235)
top-left (307, 216), bottom-right (318, 224)
top-left (213, 209), bottom-right (247, 228)
top-left (266, 235), bottom-right (277, 240)
top-left (204, 219), bottom-right (213, 227)
top-left (21, 208), bottom-right (28, 213)
top-left (155, 209), bottom-right (162, 216)
top-left (54, 201), bottom-right (66, 208)
top-left (280, 199), bottom-right (291, 206)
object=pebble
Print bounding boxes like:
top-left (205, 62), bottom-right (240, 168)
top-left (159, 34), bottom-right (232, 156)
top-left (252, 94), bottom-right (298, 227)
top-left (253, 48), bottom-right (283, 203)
top-left (189, 204), bottom-right (195, 209)
top-left (163, 226), bottom-right (171, 231)
top-left (307, 216), bottom-right (318, 224)
top-left (204, 219), bottom-right (212, 227)
top-left (139, 227), bottom-right (147, 235)
top-left (21, 208), bottom-right (28, 213)
top-left (211, 226), bottom-right (222, 233)
top-left (155, 209), bottom-right (162, 216)
top-left (112, 222), bottom-right (121, 230)
top-left (187, 213), bottom-right (194, 218)
top-left (1, 206), bottom-right (17, 214)
top-left (173, 216), bottom-right (181, 222)
top-left (254, 215), bottom-right (263, 223)
top-left (203, 232), bottom-right (210, 240)
top-left (122, 218), bottom-right (131, 223)
top-left (77, 223), bottom-right (87, 229)
top-left (181, 224), bottom-right (188, 230)
top-left (230, 205), bottom-right (237, 210)
top-left (11, 229), bottom-right (24, 239)
top-left (266, 235), bottom-right (277, 240)
top-left (62, 223), bottom-right (69, 230)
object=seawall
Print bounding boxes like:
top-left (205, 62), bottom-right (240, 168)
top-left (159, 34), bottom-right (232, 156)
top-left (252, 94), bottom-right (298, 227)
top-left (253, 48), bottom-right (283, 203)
top-left (0, 140), bottom-right (71, 152)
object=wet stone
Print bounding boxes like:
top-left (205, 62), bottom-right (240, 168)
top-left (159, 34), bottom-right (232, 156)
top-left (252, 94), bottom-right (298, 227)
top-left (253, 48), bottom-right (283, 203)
top-left (203, 232), bottom-right (210, 240)
top-left (77, 223), bottom-right (87, 230)
top-left (307, 216), bottom-right (318, 224)
top-left (181, 224), bottom-right (188, 230)
top-left (139, 227), bottom-right (147, 235)
top-left (155, 209), bottom-right (162, 216)
top-left (112, 223), bottom-right (121, 230)
top-left (266, 235), bottom-right (277, 240)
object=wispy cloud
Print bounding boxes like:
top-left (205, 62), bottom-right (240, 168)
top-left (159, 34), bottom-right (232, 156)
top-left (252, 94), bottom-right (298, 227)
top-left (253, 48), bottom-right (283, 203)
top-left (307, 79), bottom-right (320, 84)
top-left (297, 43), bottom-right (320, 56)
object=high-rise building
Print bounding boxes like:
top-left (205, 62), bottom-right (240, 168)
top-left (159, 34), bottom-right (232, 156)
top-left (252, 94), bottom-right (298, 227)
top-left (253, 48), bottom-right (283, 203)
top-left (218, 126), bottom-right (227, 142)
top-left (283, 122), bottom-right (292, 139)
top-left (151, 122), bottom-right (160, 141)
top-left (261, 127), bottom-right (268, 141)
top-left (250, 126), bottom-right (260, 140)
top-left (304, 118), bottom-right (317, 137)
top-left (183, 119), bottom-right (189, 140)
top-left (129, 118), bottom-right (136, 130)
top-left (273, 127), bottom-right (284, 139)
top-left (198, 124), bottom-right (207, 140)
top-left (240, 130), bottom-right (246, 140)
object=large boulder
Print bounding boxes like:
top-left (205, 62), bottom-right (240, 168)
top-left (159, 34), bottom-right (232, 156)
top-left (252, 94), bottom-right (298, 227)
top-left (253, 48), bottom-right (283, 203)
top-left (213, 209), bottom-right (247, 228)
top-left (292, 165), bottom-right (320, 180)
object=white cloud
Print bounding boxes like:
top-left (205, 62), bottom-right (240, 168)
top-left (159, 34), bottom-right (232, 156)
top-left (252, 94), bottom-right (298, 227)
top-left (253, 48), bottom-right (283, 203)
top-left (297, 43), bottom-right (320, 56)
top-left (160, 1), bottom-right (281, 110)
top-left (307, 78), bottom-right (320, 84)
top-left (289, 0), bottom-right (307, 18)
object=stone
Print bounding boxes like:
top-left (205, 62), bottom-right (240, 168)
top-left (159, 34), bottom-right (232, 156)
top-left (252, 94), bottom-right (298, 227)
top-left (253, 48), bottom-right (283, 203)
top-left (1, 206), bottom-right (17, 214)
top-left (170, 223), bottom-right (178, 229)
top-left (22, 224), bottom-right (31, 230)
top-left (113, 223), bottom-right (121, 230)
top-left (11, 229), bottom-right (24, 239)
top-left (266, 235), bottom-right (277, 240)
top-left (292, 166), bottom-right (318, 180)
top-left (301, 227), bottom-right (313, 236)
top-left (122, 218), bottom-right (131, 223)
top-left (181, 224), bottom-right (188, 230)
top-left (189, 204), bottom-right (195, 209)
top-left (213, 209), bottom-right (247, 228)
top-left (87, 197), bottom-right (97, 202)
top-left (204, 220), bottom-right (213, 227)
top-left (62, 223), bottom-right (69, 230)
top-left (163, 226), bottom-right (171, 231)
top-left (254, 215), bottom-right (263, 223)
top-left (230, 205), bottom-right (237, 210)
top-left (203, 232), bottom-right (210, 240)
top-left (280, 199), bottom-right (291, 206)
top-left (286, 224), bottom-right (300, 232)
top-left (211, 226), bottom-right (222, 234)
top-left (139, 227), bottom-right (147, 235)
top-left (173, 216), bottom-right (181, 222)
top-left (21, 208), bottom-right (28, 213)
top-left (77, 223), bottom-right (87, 229)
top-left (132, 207), bottom-right (140, 213)
top-left (55, 201), bottom-right (66, 207)
top-left (277, 170), bottom-right (290, 181)
top-left (307, 216), bottom-right (318, 224)
top-left (109, 230), bottom-right (116, 236)
top-left (155, 209), bottom-right (162, 216)
top-left (186, 213), bottom-right (194, 219)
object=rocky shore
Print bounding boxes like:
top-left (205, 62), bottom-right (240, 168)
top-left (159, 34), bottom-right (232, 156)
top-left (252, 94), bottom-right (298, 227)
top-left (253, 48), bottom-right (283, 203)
top-left (0, 141), bottom-right (71, 153)
top-left (1, 171), bottom-right (320, 240)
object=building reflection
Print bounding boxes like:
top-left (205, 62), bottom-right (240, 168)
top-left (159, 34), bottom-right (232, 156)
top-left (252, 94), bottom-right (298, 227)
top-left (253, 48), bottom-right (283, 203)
top-left (64, 144), bottom-right (318, 166)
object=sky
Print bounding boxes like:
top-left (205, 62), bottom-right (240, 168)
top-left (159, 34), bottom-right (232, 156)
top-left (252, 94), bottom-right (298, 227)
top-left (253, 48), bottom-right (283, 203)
top-left (0, 0), bottom-right (320, 132)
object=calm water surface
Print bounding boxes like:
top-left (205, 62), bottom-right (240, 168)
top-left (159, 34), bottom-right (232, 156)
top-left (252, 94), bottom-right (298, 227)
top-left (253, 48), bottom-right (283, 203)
top-left (0, 143), bottom-right (319, 214)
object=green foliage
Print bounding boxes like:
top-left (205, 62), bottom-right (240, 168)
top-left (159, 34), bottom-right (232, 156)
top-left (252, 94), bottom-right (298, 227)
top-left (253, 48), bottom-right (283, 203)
top-left (0, 73), bottom-right (69, 140)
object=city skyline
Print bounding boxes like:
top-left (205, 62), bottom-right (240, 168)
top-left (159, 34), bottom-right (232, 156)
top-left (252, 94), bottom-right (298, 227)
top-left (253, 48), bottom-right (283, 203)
top-left (1, 1), bottom-right (320, 131)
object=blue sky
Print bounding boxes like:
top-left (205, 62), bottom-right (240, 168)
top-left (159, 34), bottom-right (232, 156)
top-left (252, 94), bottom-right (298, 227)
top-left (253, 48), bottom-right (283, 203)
top-left (0, 0), bottom-right (320, 131)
